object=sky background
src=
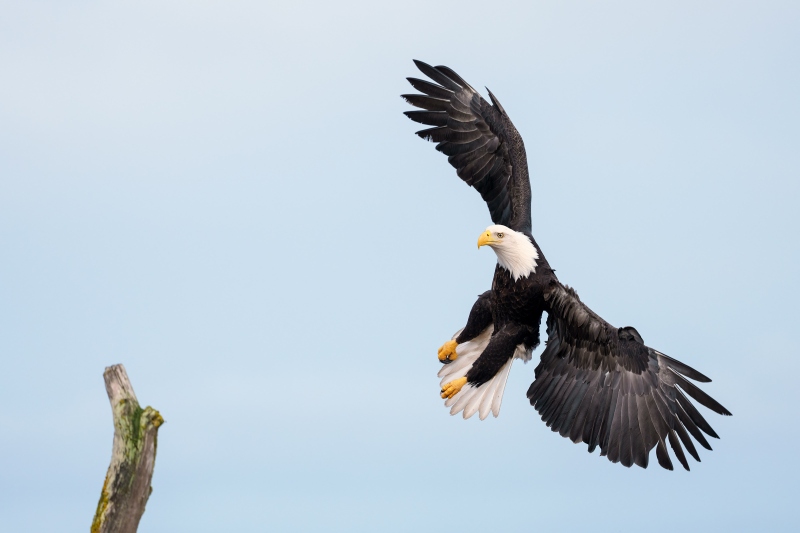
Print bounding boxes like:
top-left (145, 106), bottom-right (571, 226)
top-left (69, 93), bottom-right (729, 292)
top-left (1, 1), bottom-right (799, 531)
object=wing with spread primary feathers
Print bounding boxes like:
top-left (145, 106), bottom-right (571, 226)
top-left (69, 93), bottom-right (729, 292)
top-left (529, 282), bottom-right (731, 470)
top-left (403, 60), bottom-right (532, 233)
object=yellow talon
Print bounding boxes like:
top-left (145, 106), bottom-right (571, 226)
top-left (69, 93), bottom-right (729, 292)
top-left (440, 377), bottom-right (467, 399)
top-left (438, 339), bottom-right (458, 363)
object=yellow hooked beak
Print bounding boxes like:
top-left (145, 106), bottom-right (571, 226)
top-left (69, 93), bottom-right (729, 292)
top-left (477, 231), bottom-right (494, 248)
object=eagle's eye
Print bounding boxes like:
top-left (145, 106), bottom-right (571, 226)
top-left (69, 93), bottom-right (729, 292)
top-left (497, 232), bottom-right (504, 238)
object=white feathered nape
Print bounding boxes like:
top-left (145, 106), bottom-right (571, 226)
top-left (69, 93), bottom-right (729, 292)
top-left (484, 225), bottom-right (539, 282)
top-left (438, 325), bottom-right (532, 420)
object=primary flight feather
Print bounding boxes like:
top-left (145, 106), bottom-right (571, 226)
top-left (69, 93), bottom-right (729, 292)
top-left (403, 60), bottom-right (731, 471)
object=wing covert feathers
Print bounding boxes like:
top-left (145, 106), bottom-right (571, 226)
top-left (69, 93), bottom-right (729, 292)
top-left (403, 60), bottom-right (532, 232)
top-left (528, 282), bottom-right (730, 471)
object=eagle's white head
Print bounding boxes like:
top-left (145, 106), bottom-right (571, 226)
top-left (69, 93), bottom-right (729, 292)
top-left (477, 224), bottom-right (539, 281)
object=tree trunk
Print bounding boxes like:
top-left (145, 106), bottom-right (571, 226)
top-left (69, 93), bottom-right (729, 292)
top-left (91, 364), bottom-right (164, 533)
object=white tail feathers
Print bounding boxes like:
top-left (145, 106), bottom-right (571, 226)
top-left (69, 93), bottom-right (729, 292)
top-left (438, 325), bottom-right (531, 420)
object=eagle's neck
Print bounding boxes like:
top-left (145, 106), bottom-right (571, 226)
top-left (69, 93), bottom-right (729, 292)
top-left (494, 235), bottom-right (539, 281)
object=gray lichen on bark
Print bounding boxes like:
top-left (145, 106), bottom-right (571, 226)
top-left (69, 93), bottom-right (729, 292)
top-left (91, 364), bottom-right (164, 533)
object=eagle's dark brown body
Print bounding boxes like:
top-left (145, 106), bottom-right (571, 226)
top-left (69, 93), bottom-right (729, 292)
top-left (457, 235), bottom-right (556, 386)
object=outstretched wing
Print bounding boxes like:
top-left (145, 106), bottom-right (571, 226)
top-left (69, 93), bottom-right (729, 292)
top-left (403, 60), bottom-right (532, 233)
top-left (529, 282), bottom-right (731, 470)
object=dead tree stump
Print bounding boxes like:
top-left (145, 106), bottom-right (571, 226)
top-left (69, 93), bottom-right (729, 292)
top-left (91, 364), bottom-right (164, 533)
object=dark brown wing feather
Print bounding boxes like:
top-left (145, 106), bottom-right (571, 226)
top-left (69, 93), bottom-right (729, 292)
top-left (528, 282), bottom-right (731, 470)
top-left (403, 60), bottom-right (532, 233)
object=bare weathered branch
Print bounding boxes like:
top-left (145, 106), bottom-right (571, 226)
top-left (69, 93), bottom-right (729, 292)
top-left (91, 364), bottom-right (164, 533)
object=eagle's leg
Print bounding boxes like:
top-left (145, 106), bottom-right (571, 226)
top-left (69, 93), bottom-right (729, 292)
top-left (466, 325), bottom-right (528, 386)
top-left (437, 340), bottom-right (458, 363)
top-left (439, 290), bottom-right (493, 364)
top-left (441, 377), bottom-right (467, 399)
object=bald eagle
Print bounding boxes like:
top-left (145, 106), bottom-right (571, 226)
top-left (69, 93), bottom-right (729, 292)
top-left (403, 60), bottom-right (730, 470)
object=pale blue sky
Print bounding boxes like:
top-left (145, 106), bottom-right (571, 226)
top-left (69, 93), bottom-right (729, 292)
top-left (1, 1), bottom-right (798, 531)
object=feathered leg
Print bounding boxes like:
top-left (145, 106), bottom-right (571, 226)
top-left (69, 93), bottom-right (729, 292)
top-left (440, 324), bottom-right (530, 419)
top-left (438, 290), bottom-right (493, 363)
